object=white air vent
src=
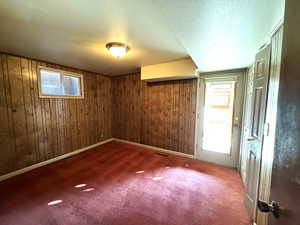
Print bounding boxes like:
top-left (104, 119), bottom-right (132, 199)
top-left (141, 58), bottom-right (199, 82)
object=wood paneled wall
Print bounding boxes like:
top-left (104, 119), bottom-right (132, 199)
top-left (112, 73), bottom-right (197, 155)
top-left (0, 53), bottom-right (197, 176)
top-left (0, 53), bottom-right (112, 176)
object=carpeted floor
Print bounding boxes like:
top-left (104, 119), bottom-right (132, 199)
top-left (0, 141), bottom-right (251, 225)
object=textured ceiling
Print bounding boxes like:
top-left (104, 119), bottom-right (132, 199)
top-left (153, 0), bottom-right (285, 72)
top-left (0, 0), bottom-right (284, 75)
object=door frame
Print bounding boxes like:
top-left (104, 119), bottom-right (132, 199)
top-left (239, 65), bottom-right (255, 183)
top-left (194, 70), bottom-right (246, 168)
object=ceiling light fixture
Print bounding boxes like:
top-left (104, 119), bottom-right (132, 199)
top-left (106, 42), bottom-right (129, 58)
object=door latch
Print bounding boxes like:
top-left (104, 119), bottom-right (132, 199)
top-left (257, 200), bottom-right (280, 218)
top-left (264, 123), bottom-right (270, 136)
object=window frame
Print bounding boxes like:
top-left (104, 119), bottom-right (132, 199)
top-left (38, 66), bottom-right (84, 99)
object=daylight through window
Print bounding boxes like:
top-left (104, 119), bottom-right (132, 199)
top-left (39, 67), bottom-right (83, 98)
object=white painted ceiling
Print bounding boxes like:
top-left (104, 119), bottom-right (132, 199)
top-left (0, 0), bottom-right (285, 75)
top-left (154, 0), bottom-right (285, 72)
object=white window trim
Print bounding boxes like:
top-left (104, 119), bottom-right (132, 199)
top-left (38, 66), bottom-right (84, 99)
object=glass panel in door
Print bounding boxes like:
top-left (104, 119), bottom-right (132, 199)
top-left (202, 81), bottom-right (236, 154)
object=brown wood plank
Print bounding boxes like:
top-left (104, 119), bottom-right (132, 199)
top-left (0, 54), bottom-right (15, 174)
top-left (20, 58), bottom-right (37, 164)
top-left (30, 60), bottom-right (44, 162)
top-left (173, 80), bottom-right (180, 152)
top-left (27, 60), bottom-right (40, 161)
top-left (7, 55), bottom-right (30, 169)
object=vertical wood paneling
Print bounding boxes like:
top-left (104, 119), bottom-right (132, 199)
top-left (173, 81), bottom-right (180, 151)
top-left (7, 55), bottom-right (30, 169)
top-left (0, 54), bottom-right (15, 174)
top-left (20, 58), bottom-right (36, 164)
top-left (30, 60), bottom-right (44, 162)
top-left (112, 73), bottom-right (197, 155)
top-left (112, 74), bottom-right (142, 143)
top-left (0, 53), bottom-right (112, 176)
top-left (1, 53), bottom-right (196, 175)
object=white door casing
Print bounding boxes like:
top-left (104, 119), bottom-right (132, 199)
top-left (195, 71), bottom-right (245, 168)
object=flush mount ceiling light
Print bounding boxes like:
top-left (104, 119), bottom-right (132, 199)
top-left (106, 42), bottom-right (129, 58)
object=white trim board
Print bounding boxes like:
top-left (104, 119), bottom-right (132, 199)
top-left (0, 138), bottom-right (114, 182)
top-left (113, 138), bottom-right (195, 159)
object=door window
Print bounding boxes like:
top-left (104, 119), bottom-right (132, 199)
top-left (202, 81), bottom-right (236, 154)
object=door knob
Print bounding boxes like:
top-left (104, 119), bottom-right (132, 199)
top-left (257, 200), bottom-right (280, 218)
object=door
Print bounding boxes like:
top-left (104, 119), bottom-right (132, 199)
top-left (268, 63), bottom-right (300, 225)
top-left (196, 72), bottom-right (244, 167)
top-left (255, 25), bottom-right (283, 225)
top-left (263, 1), bottom-right (300, 223)
top-left (244, 45), bottom-right (271, 219)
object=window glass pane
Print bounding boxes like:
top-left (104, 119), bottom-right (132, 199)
top-left (202, 81), bottom-right (235, 154)
top-left (40, 69), bottom-right (63, 95)
top-left (39, 68), bottom-right (83, 98)
top-left (62, 75), bottom-right (81, 96)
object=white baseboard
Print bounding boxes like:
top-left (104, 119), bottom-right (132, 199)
top-left (112, 138), bottom-right (195, 159)
top-left (0, 138), bottom-right (114, 182)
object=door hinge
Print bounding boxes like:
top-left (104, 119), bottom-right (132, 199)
top-left (257, 200), bottom-right (280, 218)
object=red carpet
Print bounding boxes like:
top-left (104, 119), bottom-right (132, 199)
top-left (0, 141), bottom-right (251, 225)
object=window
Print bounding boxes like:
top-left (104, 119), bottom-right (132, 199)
top-left (38, 67), bottom-right (84, 98)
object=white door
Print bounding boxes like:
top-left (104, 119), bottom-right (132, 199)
top-left (196, 72), bottom-right (244, 167)
top-left (245, 45), bottom-right (271, 219)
